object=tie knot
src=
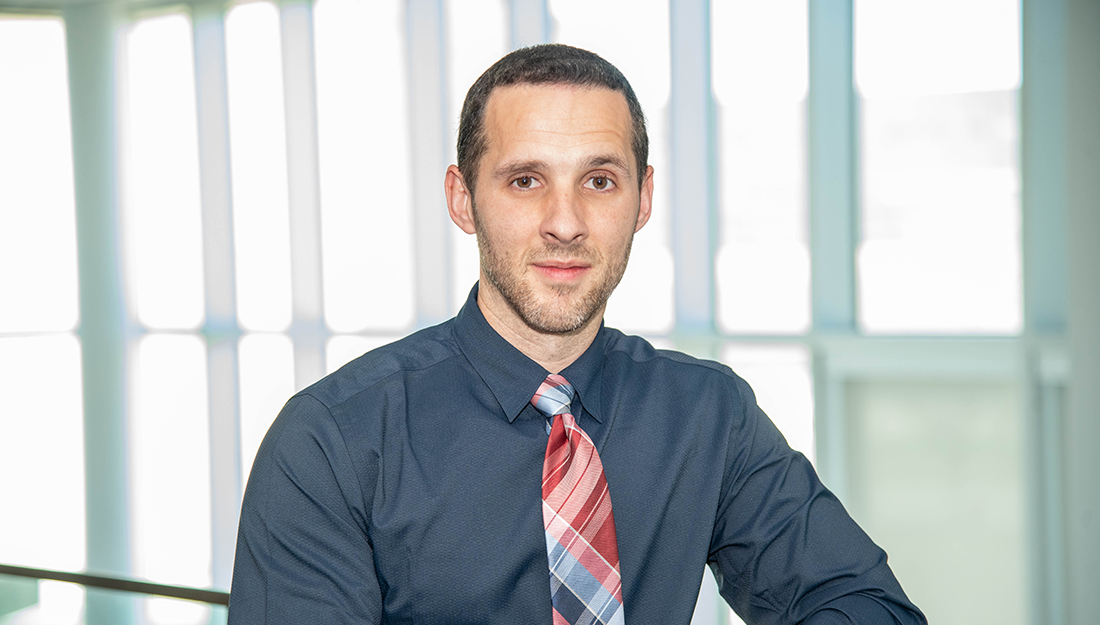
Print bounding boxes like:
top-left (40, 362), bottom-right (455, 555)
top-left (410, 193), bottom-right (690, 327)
top-left (531, 374), bottom-right (575, 418)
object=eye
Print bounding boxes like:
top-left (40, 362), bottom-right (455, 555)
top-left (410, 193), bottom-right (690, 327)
top-left (585, 175), bottom-right (616, 191)
top-left (512, 175), bottom-right (539, 189)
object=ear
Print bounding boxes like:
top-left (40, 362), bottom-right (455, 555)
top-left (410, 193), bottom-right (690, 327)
top-left (634, 165), bottom-right (654, 233)
top-left (445, 165), bottom-right (476, 234)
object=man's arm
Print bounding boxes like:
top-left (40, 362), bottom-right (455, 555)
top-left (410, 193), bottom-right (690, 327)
top-left (228, 394), bottom-right (383, 624)
top-left (709, 376), bottom-right (926, 625)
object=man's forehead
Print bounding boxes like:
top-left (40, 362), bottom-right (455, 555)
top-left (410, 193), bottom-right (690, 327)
top-left (483, 82), bottom-right (629, 116)
top-left (480, 83), bottom-right (632, 149)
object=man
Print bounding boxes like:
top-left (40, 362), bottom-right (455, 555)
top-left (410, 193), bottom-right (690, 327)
top-left (229, 44), bottom-right (924, 624)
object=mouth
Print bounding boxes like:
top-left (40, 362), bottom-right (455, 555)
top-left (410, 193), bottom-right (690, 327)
top-left (531, 259), bottom-right (592, 282)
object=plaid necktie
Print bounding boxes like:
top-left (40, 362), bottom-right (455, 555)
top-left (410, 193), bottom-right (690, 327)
top-left (532, 374), bottom-right (624, 625)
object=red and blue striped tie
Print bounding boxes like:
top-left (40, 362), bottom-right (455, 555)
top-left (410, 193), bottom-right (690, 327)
top-left (532, 374), bottom-right (624, 625)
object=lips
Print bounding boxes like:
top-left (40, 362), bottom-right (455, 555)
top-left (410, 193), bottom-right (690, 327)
top-left (532, 260), bottom-right (591, 281)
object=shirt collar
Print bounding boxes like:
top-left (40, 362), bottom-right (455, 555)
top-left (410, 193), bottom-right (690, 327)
top-left (453, 283), bottom-right (606, 424)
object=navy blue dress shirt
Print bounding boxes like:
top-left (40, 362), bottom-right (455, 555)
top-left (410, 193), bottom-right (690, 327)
top-left (229, 285), bottom-right (924, 624)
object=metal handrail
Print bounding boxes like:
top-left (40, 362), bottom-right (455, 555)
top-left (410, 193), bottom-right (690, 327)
top-left (0, 563), bottom-right (229, 606)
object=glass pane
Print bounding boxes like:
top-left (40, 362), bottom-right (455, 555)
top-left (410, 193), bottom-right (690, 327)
top-left (446, 0), bottom-right (507, 310)
top-left (238, 333), bottom-right (295, 481)
top-left (855, 0), bottom-right (1020, 98)
top-left (130, 334), bottom-right (212, 625)
top-left (314, 0), bottom-right (416, 332)
top-left (0, 16), bottom-right (79, 333)
top-left (551, 0), bottom-right (674, 334)
top-left (0, 334), bottom-right (86, 622)
top-left (721, 343), bottom-right (814, 462)
top-left (121, 13), bottom-right (206, 330)
top-left (225, 2), bottom-right (294, 332)
top-left (712, 0), bottom-right (810, 334)
top-left (846, 378), bottom-right (1026, 624)
top-left (855, 0), bottom-right (1022, 334)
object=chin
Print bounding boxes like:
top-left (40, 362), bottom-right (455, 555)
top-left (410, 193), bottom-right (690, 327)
top-left (520, 308), bottom-right (592, 335)
top-left (513, 288), bottom-right (605, 335)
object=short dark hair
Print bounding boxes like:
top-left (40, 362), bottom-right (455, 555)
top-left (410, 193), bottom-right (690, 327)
top-left (456, 43), bottom-right (649, 194)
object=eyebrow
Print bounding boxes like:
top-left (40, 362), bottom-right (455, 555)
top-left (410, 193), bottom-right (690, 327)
top-left (491, 154), bottom-right (633, 181)
top-left (581, 154), bottom-right (632, 179)
top-left (491, 159), bottom-right (548, 181)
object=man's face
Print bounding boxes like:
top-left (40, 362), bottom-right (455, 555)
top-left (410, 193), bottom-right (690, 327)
top-left (453, 83), bottom-right (653, 335)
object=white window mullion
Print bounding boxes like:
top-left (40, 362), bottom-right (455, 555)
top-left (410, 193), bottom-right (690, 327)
top-left (1020, 1), bottom-right (1070, 622)
top-left (64, 5), bottom-right (135, 617)
top-left (280, 0), bottom-right (326, 389)
top-left (406, 0), bottom-right (454, 326)
top-left (192, 0), bottom-right (243, 592)
top-left (668, 0), bottom-right (716, 337)
top-left (807, 0), bottom-right (857, 334)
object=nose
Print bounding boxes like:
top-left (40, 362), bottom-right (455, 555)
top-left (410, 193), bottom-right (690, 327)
top-left (541, 186), bottom-right (588, 245)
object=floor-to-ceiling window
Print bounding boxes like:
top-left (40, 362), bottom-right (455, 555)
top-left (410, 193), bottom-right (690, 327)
top-left (0, 2), bottom-right (1049, 624)
top-left (0, 15), bottom-right (87, 624)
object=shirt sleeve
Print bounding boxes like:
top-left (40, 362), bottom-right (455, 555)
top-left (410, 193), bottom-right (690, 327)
top-left (708, 376), bottom-right (926, 625)
top-left (228, 394), bottom-right (383, 624)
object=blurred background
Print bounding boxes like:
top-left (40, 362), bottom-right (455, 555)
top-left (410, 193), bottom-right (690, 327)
top-left (0, 0), bottom-right (1097, 624)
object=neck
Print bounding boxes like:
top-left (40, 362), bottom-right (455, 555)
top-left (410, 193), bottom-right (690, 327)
top-left (476, 286), bottom-right (602, 374)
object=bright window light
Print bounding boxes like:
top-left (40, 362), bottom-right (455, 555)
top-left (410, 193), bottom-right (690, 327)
top-left (121, 13), bottom-right (205, 330)
top-left (551, 0), bottom-right (674, 335)
top-left (130, 334), bottom-right (212, 625)
top-left (314, 0), bottom-right (415, 332)
top-left (225, 1), bottom-right (294, 332)
top-left (0, 16), bottom-right (79, 333)
top-left (712, 0), bottom-right (810, 335)
top-left (238, 333), bottom-right (295, 481)
top-left (855, 0), bottom-right (1020, 98)
top-left (446, 0), bottom-right (507, 310)
top-left (856, 0), bottom-right (1022, 334)
top-left (0, 334), bottom-right (86, 623)
top-left (721, 343), bottom-right (815, 464)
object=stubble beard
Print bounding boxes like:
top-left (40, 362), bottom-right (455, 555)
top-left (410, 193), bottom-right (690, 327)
top-left (474, 210), bottom-right (633, 335)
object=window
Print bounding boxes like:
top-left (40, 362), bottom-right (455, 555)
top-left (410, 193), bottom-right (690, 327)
top-left (0, 3), bottom-right (1043, 625)
top-left (712, 0), bottom-right (811, 335)
top-left (0, 15), bottom-right (86, 624)
top-left (855, 0), bottom-right (1022, 334)
top-left (316, 0), bottom-right (416, 332)
top-left (846, 378), bottom-right (1027, 624)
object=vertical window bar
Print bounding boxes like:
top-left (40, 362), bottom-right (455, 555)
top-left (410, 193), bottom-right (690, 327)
top-left (1023, 351), bottom-right (1068, 625)
top-left (192, 0), bottom-right (243, 590)
top-left (63, 3), bottom-right (135, 623)
top-left (669, 0), bottom-right (716, 338)
top-left (806, 0), bottom-right (856, 504)
top-left (280, 0), bottom-right (326, 388)
top-left (1062, 1), bottom-right (1100, 621)
top-left (807, 0), bottom-right (857, 334)
top-left (812, 348), bottom-right (849, 501)
top-left (406, 0), bottom-right (453, 326)
top-left (1020, 1), bottom-right (1069, 622)
top-left (1021, 0), bottom-right (1068, 336)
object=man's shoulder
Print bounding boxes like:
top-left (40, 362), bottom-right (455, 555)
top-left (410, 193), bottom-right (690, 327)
top-left (297, 320), bottom-right (464, 409)
top-left (601, 328), bottom-right (747, 389)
